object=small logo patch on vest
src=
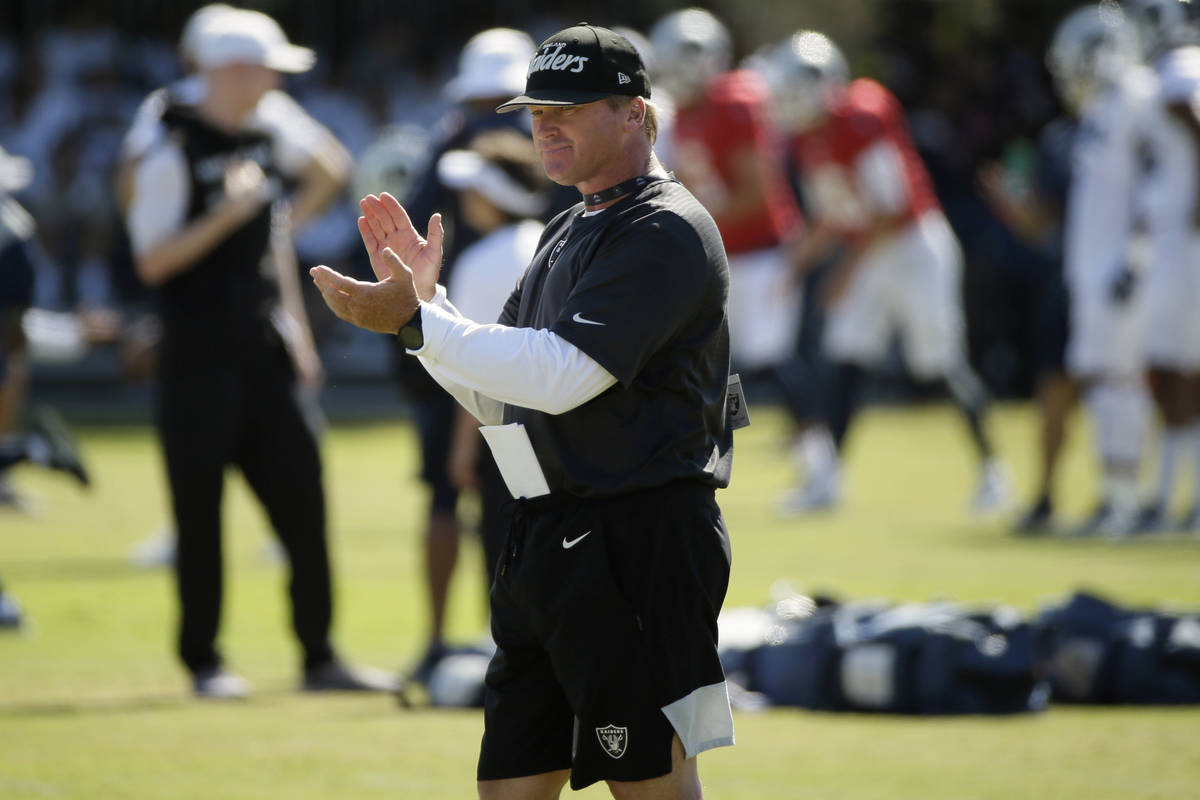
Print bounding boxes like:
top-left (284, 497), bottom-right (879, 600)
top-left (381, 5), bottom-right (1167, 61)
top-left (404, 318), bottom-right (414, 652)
top-left (595, 724), bottom-right (628, 759)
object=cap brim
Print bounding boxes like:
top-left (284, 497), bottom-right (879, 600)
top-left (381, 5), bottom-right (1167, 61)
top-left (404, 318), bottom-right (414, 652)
top-left (447, 72), bottom-right (528, 103)
top-left (436, 150), bottom-right (485, 190)
top-left (496, 89), bottom-right (614, 113)
top-left (0, 154), bottom-right (33, 192)
top-left (263, 44), bottom-right (316, 73)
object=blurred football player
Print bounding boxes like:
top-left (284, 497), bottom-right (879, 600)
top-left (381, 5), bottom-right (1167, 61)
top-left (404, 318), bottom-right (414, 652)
top-left (386, 27), bottom-right (543, 686)
top-left (0, 145), bottom-right (93, 508)
top-left (649, 9), bottom-right (810, 434)
top-left (1047, 3), bottom-right (1156, 536)
top-left (765, 30), bottom-right (1009, 515)
top-left (1122, 0), bottom-right (1200, 530)
top-left (982, 111), bottom-right (1081, 534)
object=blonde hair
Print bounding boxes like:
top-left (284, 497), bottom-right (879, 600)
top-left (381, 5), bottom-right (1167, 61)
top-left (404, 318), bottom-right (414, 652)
top-left (606, 95), bottom-right (659, 145)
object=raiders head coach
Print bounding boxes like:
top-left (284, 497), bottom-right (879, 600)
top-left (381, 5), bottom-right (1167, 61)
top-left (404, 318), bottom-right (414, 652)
top-left (312, 23), bottom-right (734, 799)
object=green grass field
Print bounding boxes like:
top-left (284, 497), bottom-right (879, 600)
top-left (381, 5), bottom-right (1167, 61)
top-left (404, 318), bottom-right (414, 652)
top-left (1, 402), bottom-right (1199, 799)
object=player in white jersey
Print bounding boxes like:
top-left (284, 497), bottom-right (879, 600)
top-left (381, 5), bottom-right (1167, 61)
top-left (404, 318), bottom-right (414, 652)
top-left (1125, 0), bottom-right (1200, 529)
top-left (1050, 4), bottom-right (1155, 536)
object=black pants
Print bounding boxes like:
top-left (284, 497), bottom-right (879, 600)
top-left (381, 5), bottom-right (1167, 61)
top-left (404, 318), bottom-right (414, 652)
top-left (157, 334), bottom-right (333, 674)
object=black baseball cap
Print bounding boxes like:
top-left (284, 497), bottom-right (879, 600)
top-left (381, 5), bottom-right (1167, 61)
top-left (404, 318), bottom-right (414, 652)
top-left (496, 23), bottom-right (650, 113)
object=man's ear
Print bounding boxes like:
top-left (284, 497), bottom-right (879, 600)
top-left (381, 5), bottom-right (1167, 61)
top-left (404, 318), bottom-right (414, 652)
top-left (625, 97), bottom-right (646, 131)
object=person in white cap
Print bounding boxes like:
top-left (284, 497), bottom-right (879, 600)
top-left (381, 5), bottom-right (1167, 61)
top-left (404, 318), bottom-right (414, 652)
top-left (117, 4), bottom-right (351, 570)
top-left (0, 146), bottom-right (92, 508)
top-left (121, 7), bottom-right (388, 699)
top-left (0, 147), bottom-right (91, 628)
top-left (388, 26), bottom-right (548, 687)
top-left (405, 128), bottom-right (549, 685)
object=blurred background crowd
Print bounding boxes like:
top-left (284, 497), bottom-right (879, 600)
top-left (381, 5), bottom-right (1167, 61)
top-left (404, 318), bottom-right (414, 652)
top-left (0, 0), bottom-right (1078, 407)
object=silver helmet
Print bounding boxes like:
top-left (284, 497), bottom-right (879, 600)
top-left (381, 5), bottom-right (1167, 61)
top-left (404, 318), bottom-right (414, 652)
top-left (1047, 3), bottom-right (1141, 113)
top-left (648, 8), bottom-right (733, 105)
top-left (1123, 0), bottom-right (1196, 57)
top-left (765, 31), bottom-right (849, 133)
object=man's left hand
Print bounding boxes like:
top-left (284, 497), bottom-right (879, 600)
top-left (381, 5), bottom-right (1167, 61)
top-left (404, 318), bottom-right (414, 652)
top-left (310, 247), bottom-right (421, 335)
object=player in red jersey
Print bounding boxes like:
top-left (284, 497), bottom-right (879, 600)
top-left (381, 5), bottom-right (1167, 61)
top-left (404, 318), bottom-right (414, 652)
top-left (650, 9), bottom-right (806, 388)
top-left (766, 31), bottom-right (1010, 515)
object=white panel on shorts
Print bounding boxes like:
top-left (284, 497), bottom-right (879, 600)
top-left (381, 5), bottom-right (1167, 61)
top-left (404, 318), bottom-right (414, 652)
top-left (661, 680), bottom-right (735, 760)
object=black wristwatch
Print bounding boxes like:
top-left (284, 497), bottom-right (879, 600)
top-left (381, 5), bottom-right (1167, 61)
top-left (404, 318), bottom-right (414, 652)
top-left (397, 306), bottom-right (424, 350)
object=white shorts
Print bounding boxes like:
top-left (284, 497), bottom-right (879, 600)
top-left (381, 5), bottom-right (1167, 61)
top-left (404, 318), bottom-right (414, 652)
top-left (1144, 231), bottom-right (1200, 371)
top-left (726, 246), bottom-right (802, 369)
top-left (1065, 279), bottom-right (1147, 380)
top-left (823, 211), bottom-right (963, 379)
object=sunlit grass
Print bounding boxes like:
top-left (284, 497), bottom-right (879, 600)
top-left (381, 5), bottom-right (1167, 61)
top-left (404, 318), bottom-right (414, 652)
top-left (0, 403), bottom-right (1197, 798)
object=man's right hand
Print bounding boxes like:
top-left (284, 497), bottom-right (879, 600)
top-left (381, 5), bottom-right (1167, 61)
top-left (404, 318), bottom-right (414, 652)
top-left (357, 193), bottom-right (444, 302)
top-left (224, 159), bottom-right (272, 221)
top-left (309, 247), bottom-right (421, 335)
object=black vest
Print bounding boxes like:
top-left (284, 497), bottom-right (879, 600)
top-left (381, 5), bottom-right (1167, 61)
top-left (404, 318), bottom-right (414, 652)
top-left (157, 103), bottom-right (281, 349)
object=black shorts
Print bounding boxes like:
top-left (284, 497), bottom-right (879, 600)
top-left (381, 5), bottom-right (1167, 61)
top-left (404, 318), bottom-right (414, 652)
top-left (0, 240), bottom-right (35, 312)
top-left (411, 389), bottom-right (459, 513)
top-left (0, 240), bottom-right (34, 380)
top-left (478, 481), bottom-right (733, 790)
top-left (1034, 276), bottom-right (1070, 376)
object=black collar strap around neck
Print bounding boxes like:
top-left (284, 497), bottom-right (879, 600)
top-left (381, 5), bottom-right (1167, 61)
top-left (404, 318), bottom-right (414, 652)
top-left (583, 173), bottom-right (671, 207)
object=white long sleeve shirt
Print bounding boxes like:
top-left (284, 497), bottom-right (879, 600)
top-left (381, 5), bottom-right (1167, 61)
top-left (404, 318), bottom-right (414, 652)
top-left (410, 284), bottom-right (618, 425)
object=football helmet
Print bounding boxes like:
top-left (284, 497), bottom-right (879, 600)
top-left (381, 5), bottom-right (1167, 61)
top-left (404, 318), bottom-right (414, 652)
top-left (1047, 3), bottom-right (1142, 113)
top-left (1123, 0), bottom-right (1196, 57)
top-left (764, 31), bottom-right (849, 134)
top-left (648, 8), bottom-right (733, 105)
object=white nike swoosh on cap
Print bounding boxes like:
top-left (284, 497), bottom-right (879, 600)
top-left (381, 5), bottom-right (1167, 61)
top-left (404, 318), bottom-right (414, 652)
top-left (572, 312), bottom-right (605, 326)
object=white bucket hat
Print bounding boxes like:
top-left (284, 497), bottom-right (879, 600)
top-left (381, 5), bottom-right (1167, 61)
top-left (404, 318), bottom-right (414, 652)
top-left (437, 149), bottom-right (546, 218)
top-left (192, 8), bottom-right (315, 73)
top-left (179, 3), bottom-right (237, 63)
top-left (445, 28), bottom-right (536, 103)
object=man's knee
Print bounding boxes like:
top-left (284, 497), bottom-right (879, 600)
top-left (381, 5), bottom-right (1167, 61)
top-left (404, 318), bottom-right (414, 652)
top-left (606, 735), bottom-right (703, 800)
top-left (477, 771), bottom-right (569, 800)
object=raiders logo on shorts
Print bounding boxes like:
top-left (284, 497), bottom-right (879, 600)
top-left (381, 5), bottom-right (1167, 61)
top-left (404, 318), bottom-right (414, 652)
top-left (595, 724), bottom-right (628, 759)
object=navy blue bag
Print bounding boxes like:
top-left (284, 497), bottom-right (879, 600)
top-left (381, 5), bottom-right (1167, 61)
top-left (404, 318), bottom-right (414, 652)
top-left (1035, 591), bottom-right (1200, 704)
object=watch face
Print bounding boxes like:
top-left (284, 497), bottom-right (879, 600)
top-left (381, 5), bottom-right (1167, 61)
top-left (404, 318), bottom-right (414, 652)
top-left (399, 324), bottom-right (424, 350)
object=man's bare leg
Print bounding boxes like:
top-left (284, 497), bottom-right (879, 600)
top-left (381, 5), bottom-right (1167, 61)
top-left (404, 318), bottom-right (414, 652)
top-left (608, 736), bottom-right (703, 800)
top-left (477, 735), bottom-right (704, 800)
top-left (478, 769), bottom-right (569, 800)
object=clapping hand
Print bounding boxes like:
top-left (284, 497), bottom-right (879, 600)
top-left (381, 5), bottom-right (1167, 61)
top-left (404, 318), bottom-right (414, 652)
top-left (358, 193), bottom-right (444, 301)
top-left (309, 194), bottom-right (443, 335)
